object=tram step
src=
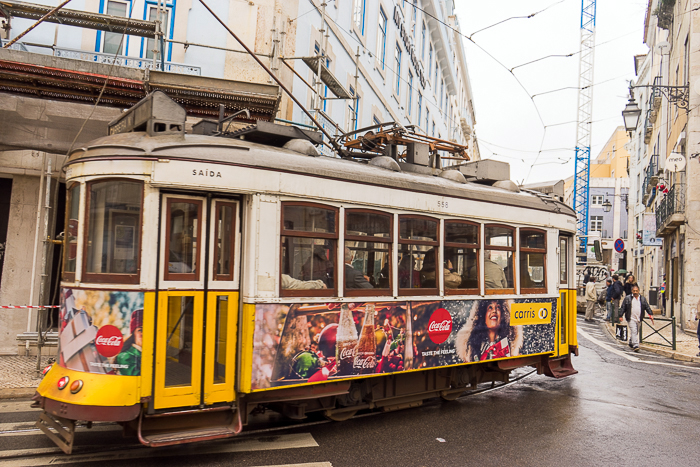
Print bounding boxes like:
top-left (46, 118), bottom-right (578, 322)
top-left (141, 426), bottom-right (237, 447)
top-left (542, 355), bottom-right (578, 378)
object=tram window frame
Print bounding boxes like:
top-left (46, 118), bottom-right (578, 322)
top-left (82, 179), bottom-right (144, 285)
top-left (443, 220), bottom-right (480, 295)
top-left (519, 228), bottom-right (547, 294)
top-left (344, 209), bottom-right (393, 297)
top-left (62, 182), bottom-right (81, 282)
top-left (559, 236), bottom-right (569, 285)
top-left (483, 224), bottom-right (515, 295)
top-left (280, 202), bottom-right (338, 298)
top-left (398, 215), bottom-right (439, 296)
top-left (164, 197), bottom-right (204, 282)
top-left (212, 201), bottom-right (238, 283)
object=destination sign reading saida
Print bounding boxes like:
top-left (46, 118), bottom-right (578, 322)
top-left (510, 302), bottom-right (552, 325)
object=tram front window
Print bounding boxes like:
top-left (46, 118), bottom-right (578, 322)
top-left (484, 225), bottom-right (514, 291)
top-left (84, 180), bottom-right (143, 283)
top-left (167, 200), bottom-right (201, 278)
top-left (281, 204), bottom-right (337, 295)
top-left (63, 183), bottom-right (80, 280)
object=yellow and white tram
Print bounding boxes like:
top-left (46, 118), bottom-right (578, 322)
top-left (33, 92), bottom-right (578, 453)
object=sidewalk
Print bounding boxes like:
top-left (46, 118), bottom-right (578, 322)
top-left (0, 355), bottom-right (51, 399)
top-left (602, 315), bottom-right (700, 363)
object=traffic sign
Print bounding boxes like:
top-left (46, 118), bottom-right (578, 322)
top-left (614, 238), bottom-right (625, 253)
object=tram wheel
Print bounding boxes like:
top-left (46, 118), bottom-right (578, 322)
top-left (324, 408), bottom-right (358, 421)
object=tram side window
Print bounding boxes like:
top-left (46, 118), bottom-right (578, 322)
top-left (484, 225), bottom-right (514, 292)
top-left (444, 221), bottom-right (479, 293)
top-left (399, 216), bottom-right (439, 294)
top-left (63, 183), bottom-right (80, 281)
top-left (281, 203), bottom-right (337, 296)
top-left (345, 210), bottom-right (392, 295)
top-left (84, 180), bottom-right (143, 284)
top-left (520, 229), bottom-right (547, 293)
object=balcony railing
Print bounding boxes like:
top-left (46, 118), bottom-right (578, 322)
top-left (2, 40), bottom-right (201, 76)
top-left (656, 183), bottom-right (685, 234)
top-left (642, 154), bottom-right (660, 202)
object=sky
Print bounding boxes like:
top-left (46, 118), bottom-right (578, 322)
top-left (453, 0), bottom-right (650, 184)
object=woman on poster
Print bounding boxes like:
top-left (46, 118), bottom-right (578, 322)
top-left (456, 300), bottom-right (522, 362)
top-left (116, 309), bottom-right (143, 376)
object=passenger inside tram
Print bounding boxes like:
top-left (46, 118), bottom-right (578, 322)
top-left (419, 248), bottom-right (461, 288)
top-left (344, 247), bottom-right (373, 289)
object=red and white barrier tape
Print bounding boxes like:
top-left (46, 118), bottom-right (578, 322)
top-left (0, 305), bottom-right (60, 309)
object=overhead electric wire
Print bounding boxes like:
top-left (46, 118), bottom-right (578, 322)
top-left (467, 0), bottom-right (568, 39)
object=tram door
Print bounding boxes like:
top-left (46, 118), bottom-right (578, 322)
top-left (154, 195), bottom-right (240, 410)
top-left (558, 235), bottom-right (575, 356)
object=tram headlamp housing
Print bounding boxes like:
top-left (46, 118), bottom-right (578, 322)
top-left (70, 380), bottom-right (84, 394)
top-left (57, 376), bottom-right (70, 390)
top-left (41, 364), bottom-right (52, 377)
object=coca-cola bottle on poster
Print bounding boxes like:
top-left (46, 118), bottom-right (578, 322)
top-left (353, 303), bottom-right (377, 374)
top-left (335, 303), bottom-right (358, 376)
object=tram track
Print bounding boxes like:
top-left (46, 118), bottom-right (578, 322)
top-left (0, 369), bottom-right (536, 462)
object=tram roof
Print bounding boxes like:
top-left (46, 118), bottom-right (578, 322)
top-left (68, 132), bottom-right (576, 219)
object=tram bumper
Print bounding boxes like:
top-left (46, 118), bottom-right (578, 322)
top-left (541, 354), bottom-right (578, 378)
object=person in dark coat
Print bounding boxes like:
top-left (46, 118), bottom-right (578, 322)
top-left (611, 274), bottom-right (624, 321)
top-left (620, 285), bottom-right (654, 352)
top-left (344, 247), bottom-right (373, 289)
top-left (604, 278), bottom-right (614, 321)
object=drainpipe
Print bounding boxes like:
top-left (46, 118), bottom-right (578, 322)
top-left (27, 152), bottom-right (46, 353)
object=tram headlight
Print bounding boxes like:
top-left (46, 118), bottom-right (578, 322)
top-left (70, 380), bottom-right (84, 394)
top-left (57, 376), bottom-right (70, 390)
top-left (41, 364), bottom-right (52, 377)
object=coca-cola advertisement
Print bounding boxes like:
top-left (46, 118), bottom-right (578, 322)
top-left (58, 288), bottom-right (144, 376)
top-left (250, 302), bottom-right (409, 389)
top-left (249, 298), bottom-right (557, 389)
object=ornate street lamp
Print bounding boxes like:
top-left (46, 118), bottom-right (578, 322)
top-left (602, 199), bottom-right (612, 213)
top-left (621, 93), bottom-right (642, 134)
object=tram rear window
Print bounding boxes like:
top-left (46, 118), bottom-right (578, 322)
top-left (84, 180), bottom-right (143, 284)
top-left (520, 229), bottom-right (547, 292)
top-left (63, 183), bottom-right (80, 280)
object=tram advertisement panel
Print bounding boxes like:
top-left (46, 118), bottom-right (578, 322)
top-left (57, 288), bottom-right (144, 376)
top-left (250, 298), bottom-right (556, 389)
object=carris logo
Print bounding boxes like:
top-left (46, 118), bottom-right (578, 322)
top-left (538, 307), bottom-right (549, 320)
top-left (94, 325), bottom-right (123, 358)
top-left (427, 308), bottom-right (452, 345)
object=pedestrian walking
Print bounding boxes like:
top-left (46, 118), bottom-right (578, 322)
top-left (660, 275), bottom-right (667, 315)
top-left (604, 278), bottom-right (614, 321)
top-left (585, 276), bottom-right (597, 322)
top-left (610, 274), bottom-right (624, 322)
top-left (620, 285), bottom-right (654, 352)
top-left (623, 274), bottom-right (638, 297)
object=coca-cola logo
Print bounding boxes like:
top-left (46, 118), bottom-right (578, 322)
top-left (94, 325), bottom-right (124, 357)
top-left (339, 347), bottom-right (355, 359)
top-left (353, 355), bottom-right (376, 369)
top-left (427, 308), bottom-right (452, 344)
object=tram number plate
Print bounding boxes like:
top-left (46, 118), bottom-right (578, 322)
top-left (437, 200), bottom-right (449, 209)
top-left (615, 324), bottom-right (628, 341)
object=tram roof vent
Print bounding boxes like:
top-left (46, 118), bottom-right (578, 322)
top-left (108, 91), bottom-right (186, 138)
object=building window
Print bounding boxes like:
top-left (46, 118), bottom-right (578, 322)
top-left (407, 70), bottom-right (413, 116)
top-left (590, 216), bottom-right (603, 232)
top-left (373, 115), bottom-right (381, 126)
top-left (412, 0), bottom-right (417, 37)
top-left (377, 7), bottom-right (387, 69)
top-left (428, 44), bottom-right (433, 77)
top-left (103, 1), bottom-right (129, 55)
top-left (421, 22), bottom-right (427, 60)
top-left (434, 64), bottom-right (438, 89)
top-left (347, 86), bottom-right (359, 132)
top-left (431, 119), bottom-right (435, 137)
top-left (591, 195), bottom-right (605, 205)
top-left (314, 43), bottom-right (331, 112)
top-left (417, 91), bottom-right (423, 124)
top-left (425, 108), bottom-right (430, 133)
top-left (520, 229), bottom-right (547, 292)
top-left (394, 43), bottom-right (402, 95)
top-left (398, 216), bottom-right (439, 294)
top-left (281, 203), bottom-right (337, 296)
top-left (354, 0), bottom-right (366, 35)
top-left (484, 225), bottom-right (515, 292)
top-left (145, 5), bottom-right (171, 60)
top-left (439, 79), bottom-right (444, 110)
